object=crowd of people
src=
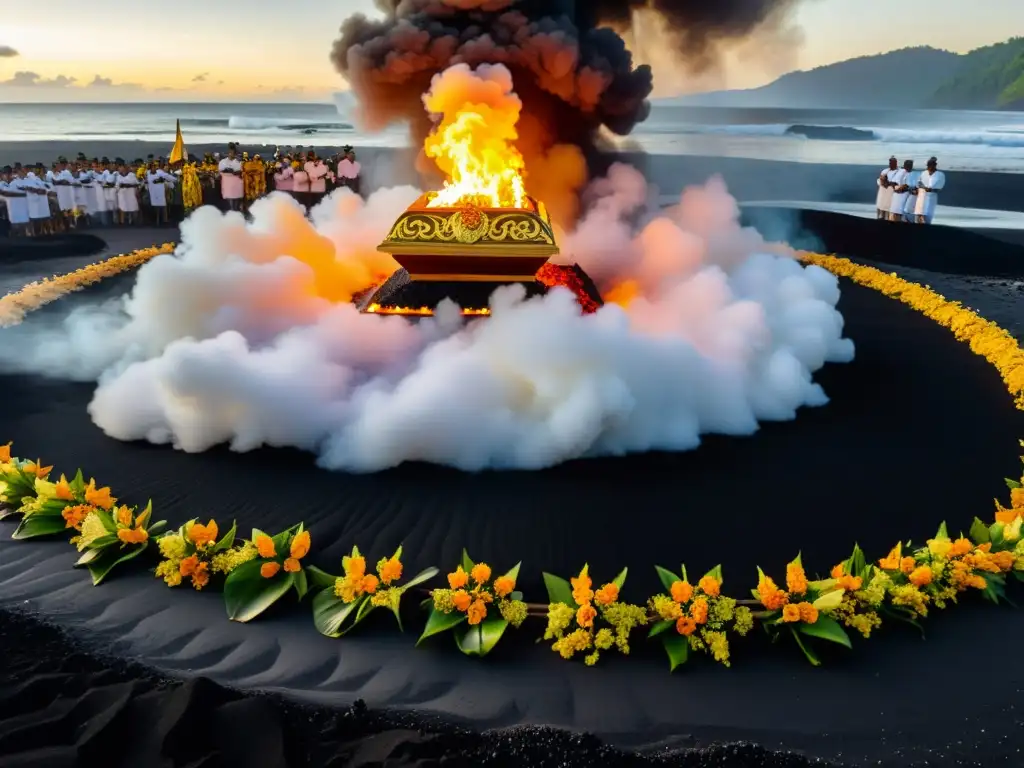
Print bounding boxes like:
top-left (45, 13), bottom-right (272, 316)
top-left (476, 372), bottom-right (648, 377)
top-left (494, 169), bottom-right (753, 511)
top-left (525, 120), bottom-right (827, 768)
top-left (875, 155), bottom-right (946, 224)
top-left (0, 143), bottom-right (363, 237)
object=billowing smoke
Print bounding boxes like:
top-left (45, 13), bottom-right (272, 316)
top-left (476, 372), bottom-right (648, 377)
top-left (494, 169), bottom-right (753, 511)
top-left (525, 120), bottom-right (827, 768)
top-left (0, 168), bottom-right (854, 472)
top-left (332, 0), bottom-right (807, 219)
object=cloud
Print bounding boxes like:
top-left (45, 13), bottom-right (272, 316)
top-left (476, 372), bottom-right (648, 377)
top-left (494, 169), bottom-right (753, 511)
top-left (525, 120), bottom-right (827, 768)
top-left (87, 74), bottom-right (142, 89)
top-left (1, 71), bottom-right (76, 87)
top-left (217, 80), bottom-right (224, 85)
top-left (192, 72), bottom-right (209, 83)
top-left (0, 46), bottom-right (17, 58)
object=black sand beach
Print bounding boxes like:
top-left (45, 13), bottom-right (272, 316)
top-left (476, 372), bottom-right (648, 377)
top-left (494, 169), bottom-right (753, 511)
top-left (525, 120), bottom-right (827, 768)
top-left (2, 216), bottom-right (1024, 766)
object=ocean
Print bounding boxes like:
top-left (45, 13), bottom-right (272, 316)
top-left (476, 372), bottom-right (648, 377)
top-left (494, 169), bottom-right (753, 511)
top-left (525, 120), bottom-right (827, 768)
top-left (1, 101), bottom-right (1023, 173)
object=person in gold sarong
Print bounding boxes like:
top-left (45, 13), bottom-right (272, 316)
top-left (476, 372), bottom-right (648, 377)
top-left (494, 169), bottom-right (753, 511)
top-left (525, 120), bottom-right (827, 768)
top-left (242, 152), bottom-right (266, 205)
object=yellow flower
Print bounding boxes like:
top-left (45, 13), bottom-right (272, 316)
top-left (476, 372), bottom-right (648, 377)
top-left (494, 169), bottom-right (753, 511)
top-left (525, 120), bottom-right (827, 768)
top-left (470, 562), bottom-right (491, 585)
top-left (158, 533), bottom-right (188, 560)
top-left (75, 512), bottom-right (108, 551)
top-left (927, 538), bottom-right (952, 558)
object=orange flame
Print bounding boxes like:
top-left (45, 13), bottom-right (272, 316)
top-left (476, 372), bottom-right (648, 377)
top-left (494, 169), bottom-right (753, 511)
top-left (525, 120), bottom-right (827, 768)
top-left (366, 303), bottom-right (492, 317)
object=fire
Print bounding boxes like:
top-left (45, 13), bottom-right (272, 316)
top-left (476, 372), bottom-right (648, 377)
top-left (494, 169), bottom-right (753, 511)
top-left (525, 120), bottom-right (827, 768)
top-left (422, 64), bottom-right (528, 210)
top-left (365, 303), bottom-right (492, 317)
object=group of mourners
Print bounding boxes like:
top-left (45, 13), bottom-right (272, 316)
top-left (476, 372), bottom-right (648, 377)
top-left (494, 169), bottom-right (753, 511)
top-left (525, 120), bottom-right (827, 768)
top-left (0, 143), bottom-right (363, 237)
top-left (875, 155), bottom-right (946, 224)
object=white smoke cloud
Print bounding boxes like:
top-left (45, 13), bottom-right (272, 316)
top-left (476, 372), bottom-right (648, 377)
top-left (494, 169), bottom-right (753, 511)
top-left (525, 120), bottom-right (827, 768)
top-left (0, 166), bottom-right (854, 472)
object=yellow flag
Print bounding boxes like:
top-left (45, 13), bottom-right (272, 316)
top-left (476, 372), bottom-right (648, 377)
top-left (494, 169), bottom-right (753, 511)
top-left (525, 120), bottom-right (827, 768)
top-left (169, 119), bottom-right (187, 164)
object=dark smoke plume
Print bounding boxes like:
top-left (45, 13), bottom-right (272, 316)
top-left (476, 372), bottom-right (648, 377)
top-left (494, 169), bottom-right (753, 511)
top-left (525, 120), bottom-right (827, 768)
top-left (331, 0), bottom-right (804, 219)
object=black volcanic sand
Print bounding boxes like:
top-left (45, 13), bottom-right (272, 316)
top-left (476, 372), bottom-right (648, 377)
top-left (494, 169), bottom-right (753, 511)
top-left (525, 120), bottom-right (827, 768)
top-left (742, 207), bottom-right (1024, 277)
top-left (2, 250), bottom-right (1024, 766)
top-left (0, 233), bottom-right (107, 264)
top-left (368, 274), bottom-right (549, 310)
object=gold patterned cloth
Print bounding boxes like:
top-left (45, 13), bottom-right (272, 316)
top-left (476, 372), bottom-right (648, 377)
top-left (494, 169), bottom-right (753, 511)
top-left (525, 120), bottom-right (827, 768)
top-left (182, 164), bottom-right (203, 211)
top-left (243, 159), bottom-right (266, 201)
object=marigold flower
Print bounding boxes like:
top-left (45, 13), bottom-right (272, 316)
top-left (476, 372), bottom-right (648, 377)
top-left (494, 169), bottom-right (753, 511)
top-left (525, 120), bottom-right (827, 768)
top-left (675, 616), bottom-right (697, 636)
top-left (594, 583), bottom-right (619, 605)
top-left (54, 476), bottom-right (74, 501)
top-left (690, 597), bottom-right (709, 625)
top-left (283, 557), bottom-right (301, 573)
top-left (830, 563), bottom-right (862, 591)
top-left (361, 574), bottom-right (379, 594)
top-left (797, 602), bottom-right (818, 623)
top-left (344, 554), bottom-right (366, 579)
top-left (899, 557), bottom-right (916, 574)
top-left (571, 570), bottom-right (594, 605)
top-left (0, 443), bottom-right (10, 464)
top-left (448, 565), bottom-right (469, 589)
top-left (25, 461), bottom-right (53, 479)
top-left (115, 506), bottom-right (133, 527)
top-left (467, 599), bottom-right (488, 625)
top-left (757, 576), bottom-right (789, 611)
top-left (179, 554), bottom-right (200, 576)
top-left (878, 544), bottom-right (902, 570)
top-left (576, 603), bottom-right (597, 628)
top-left (470, 563), bottom-right (491, 585)
top-left (84, 480), bottom-right (115, 510)
top-left (698, 576), bottom-right (721, 597)
top-left (191, 563), bottom-right (210, 590)
top-left (255, 534), bottom-right (276, 558)
top-left (782, 604), bottom-right (802, 623)
top-left (261, 561), bottom-right (281, 579)
top-left (991, 550), bottom-right (1015, 572)
top-left (188, 520), bottom-right (218, 548)
top-left (995, 506), bottom-right (1019, 524)
top-left (949, 538), bottom-right (974, 557)
top-left (117, 527), bottom-right (148, 545)
top-left (452, 589), bottom-right (472, 612)
top-left (378, 557), bottom-right (403, 585)
top-left (493, 575), bottom-right (515, 598)
top-left (786, 563), bottom-right (808, 595)
top-left (909, 565), bottom-right (933, 587)
top-left (62, 504), bottom-right (92, 530)
top-left (670, 580), bottom-right (693, 604)
top-left (290, 530), bottom-right (311, 560)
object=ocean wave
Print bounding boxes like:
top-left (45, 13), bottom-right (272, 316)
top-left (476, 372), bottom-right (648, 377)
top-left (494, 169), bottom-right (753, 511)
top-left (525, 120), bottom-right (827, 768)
top-left (174, 116), bottom-right (354, 133)
top-left (658, 122), bottom-right (1024, 147)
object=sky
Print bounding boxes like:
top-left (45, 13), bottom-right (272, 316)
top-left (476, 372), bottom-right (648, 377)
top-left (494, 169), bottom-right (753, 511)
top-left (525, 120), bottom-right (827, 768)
top-left (0, 0), bottom-right (1021, 103)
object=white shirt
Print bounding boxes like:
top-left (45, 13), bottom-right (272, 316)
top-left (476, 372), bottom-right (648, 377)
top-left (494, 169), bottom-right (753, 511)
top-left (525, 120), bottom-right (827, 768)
top-left (876, 167), bottom-right (897, 211)
top-left (888, 169), bottom-right (910, 215)
top-left (218, 157), bottom-right (244, 199)
top-left (146, 169), bottom-right (176, 207)
top-left (24, 173), bottom-right (51, 219)
top-left (903, 171), bottom-right (922, 215)
top-left (3, 178), bottom-right (31, 224)
top-left (115, 172), bottom-right (141, 213)
top-left (914, 170), bottom-right (946, 219)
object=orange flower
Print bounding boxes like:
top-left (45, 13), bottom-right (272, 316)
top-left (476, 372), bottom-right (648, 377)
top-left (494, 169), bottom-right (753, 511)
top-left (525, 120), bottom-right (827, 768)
top-left (757, 576), bottom-right (789, 611)
top-left (345, 555), bottom-right (367, 579)
top-left (571, 571), bottom-right (594, 605)
top-left (290, 530), bottom-right (311, 560)
top-left (830, 563), bottom-right (862, 592)
top-left (0, 442), bottom-right (11, 463)
top-left (786, 562), bottom-right (808, 595)
top-left (470, 562), bottom-right (491, 585)
top-left (191, 563), bottom-right (210, 590)
top-left (452, 590), bottom-right (472, 612)
top-left (675, 616), bottom-right (697, 636)
top-left (1012, 487), bottom-right (1024, 508)
top-left (698, 576), bottom-right (721, 597)
top-left (62, 504), bottom-right (92, 530)
top-left (576, 603), bottom-right (597, 628)
top-left (467, 599), bottom-right (488, 625)
top-left (84, 480), bottom-right (115, 510)
top-left (255, 534), bottom-right (276, 559)
top-left (448, 565), bottom-right (469, 589)
top-left (995, 506), bottom-right (1019, 524)
top-left (493, 575), bottom-right (515, 598)
top-left (797, 602), bottom-right (818, 624)
top-left (24, 461), bottom-right (53, 479)
top-left (379, 557), bottom-right (403, 585)
top-left (670, 580), bottom-right (693, 604)
top-left (179, 554), bottom-right (200, 576)
top-left (115, 506), bottom-right (133, 527)
top-left (117, 527), bottom-right (148, 545)
top-left (949, 538), bottom-right (974, 557)
top-left (54, 476), bottom-right (74, 501)
top-left (781, 604), bottom-right (802, 622)
top-left (878, 545), bottom-right (901, 571)
top-left (991, 551), bottom-right (1015, 572)
top-left (188, 520), bottom-right (218, 548)
top-left (261, 561), bottom-right (281, 579)
top-left (909, 565), bottom-right (932, 587)
top-left (594, 583), bottom-right (619, 605)
top-left (361, 574), bottom-right (379, 594)
top-left (690, 597), bottom-right (709, 625)
top-left (283, 557), bottom-right (301, 573)
top-left (899, 557), bottom-right (916, 574)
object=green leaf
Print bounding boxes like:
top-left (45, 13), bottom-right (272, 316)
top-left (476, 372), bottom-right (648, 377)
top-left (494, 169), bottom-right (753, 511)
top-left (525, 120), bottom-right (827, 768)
top-left (611, 567), bottom-right (628, 590)
top-left (990, 523), bottom-right (1006, 548)
top-left (148, 520), bottom-right (167, 537)
top-left (797, 615), bottom-right (852, 649)
top-left (790, 627), bottom-right (821, 666)
top-left (136, 500), bottom-right (153, 529)
top-left (1006, 478), bottom-right (1022, 490)
top-left (500, 561), bottom-right (522, 584)
top-left (270, 524), bottom-right (300, 554)
top-left (417, 606), bottom-right (467, 645)
top-left (75, 546), bottom-right (106, 566)
top-left (224, 560), bottom-right (296, 623)
top-left (542, 572), bottom-right (577, 608)
top-left (70, 469), bottom-right (86, 496)
top-left (0, 508), bottom-right (19, 521)
top-left (305, 565), bottom-right (337, 591)
top-left (294, 568), bottom-right (308, 601)
top-left (312, 588), bottom-right (362, 637)
top-left (970, 517), bottom-right (991, 544)
top-left (213, 520), bottom-right (237, 553)
top-left (648, 619), bottom-right (674, 638)
top-left (86, 543), bottom-right (148, 586)
top-left (844, 544), bottom-right (867, 578)
top-left (96, 509), bottom-right (117, 534)
top-left (460, 549), bottom-right (475, 573)
top-left (661, 633), bottom-right (690, 672)
top-left (392, 544), bottom-right (404, 561)
top-left (401, 566), bottom-right (439, 592)
top-left (981, 572), bottom-right (1009, 605)
top-left (811, 589), bottom-right (845, 612)
top-left (454, 613), bottom-right (509, 657)
top-left (655, 565), bottom-right (680, 592)
top-left (12, 514), bottom-right (69, 540)
top-left (934, 521), bottom-right (949, 540)
top-left (81, 533), bottom-right (117, 552)
top-left (701, 564), bottom-right (723, 584)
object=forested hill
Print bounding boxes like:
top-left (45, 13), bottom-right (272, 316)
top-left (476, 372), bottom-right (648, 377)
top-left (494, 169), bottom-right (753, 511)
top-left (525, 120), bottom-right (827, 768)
top-left (927, 38), bottom-right (1024, 109)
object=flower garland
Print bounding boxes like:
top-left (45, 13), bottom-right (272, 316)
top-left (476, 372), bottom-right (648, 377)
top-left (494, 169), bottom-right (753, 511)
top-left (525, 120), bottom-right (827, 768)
top-left (1, 253), bottom-right (1024, 668)
top-left (0, 244), bottom-right (175, 328)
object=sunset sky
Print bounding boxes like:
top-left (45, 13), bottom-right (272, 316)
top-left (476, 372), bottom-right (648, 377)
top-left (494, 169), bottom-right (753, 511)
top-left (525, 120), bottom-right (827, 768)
top-left (0, 0), bottom-right (1020, 103)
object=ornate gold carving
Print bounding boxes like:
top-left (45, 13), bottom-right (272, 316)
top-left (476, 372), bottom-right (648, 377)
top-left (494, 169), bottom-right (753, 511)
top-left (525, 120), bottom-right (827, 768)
top-left (381, 205), bottom-right (556, 249)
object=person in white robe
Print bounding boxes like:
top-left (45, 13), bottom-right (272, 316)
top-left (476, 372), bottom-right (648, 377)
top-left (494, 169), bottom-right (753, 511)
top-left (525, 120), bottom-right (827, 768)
top-left (304, 152), bottom-right (330, 208)
top-left (875, 156), bottom-right (898, 220)
top-left (49, 161), bottom-right (76, 227)
top-left (336, 146), bottom-right (362, 196)
top-left (218, 145), bottom-right (244, 212)
top-left (115, 163), bottom-right (140, 224)
top-left (100, 160), bottom-right (118, 223)
top-left (146, 165), bottom-right (176, 225)
top-left (24, 169), bottom-right (54, 234)
top-left (888, 160), bottom-right (913, 222)
top-left (914, 157), bottom-right (946, 225)
top-left (73, 164), bottom-right (93, 223)
top-left (902, 164), bottom-right (922, 223)
top-left (1, 166), bottom-right (32, 235)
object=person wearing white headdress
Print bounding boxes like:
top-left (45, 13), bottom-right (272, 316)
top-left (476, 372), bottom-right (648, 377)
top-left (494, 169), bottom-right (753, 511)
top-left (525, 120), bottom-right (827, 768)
top-left (875, 156), bottom-right (898, 220)
top-left (888, 159), bottom-right (913, 222)
top-left (0, 165), bottom-right (32, 236)
top-left (115, 161), bottom-right (141, 225)
top-left (218, 143), bottom-right (244, 212)
top-left (146, 162), bottom-right (177, 226)
top-left (902, 162), bottom-right (922, 223)
top-left (914, 157), bottom-right (946, 225)
top-left (25, 165), bottom-right (54, 235)
top-left (73, 162), bottom-right (93, 224)
top-left (48, 159), bottom-right (76, 229)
